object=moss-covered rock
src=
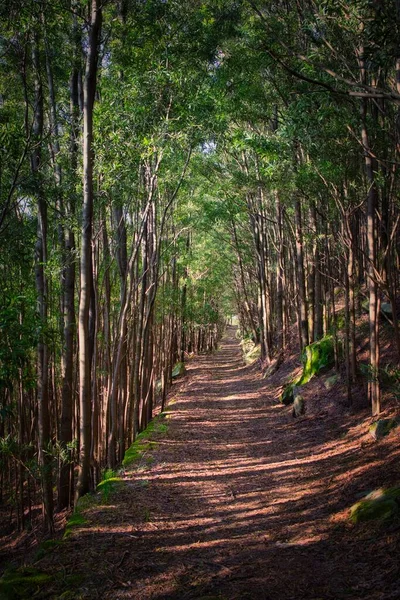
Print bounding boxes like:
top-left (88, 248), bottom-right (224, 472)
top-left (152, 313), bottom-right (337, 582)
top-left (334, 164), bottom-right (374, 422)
top-left (350, 487), bottom-right (400, 523)
top-left (279, 383), bottom-right (295, 405)
top-left (172, 362), bottom-right (185, 378)
top-left (369, 417), bottom-right (399, 440)
top-left (299, 336), bottom-right (335, 385)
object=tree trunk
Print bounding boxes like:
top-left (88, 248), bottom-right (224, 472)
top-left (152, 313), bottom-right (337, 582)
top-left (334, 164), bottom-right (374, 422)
top-left (76, 0), bottom-right (102, 501)
top-left (31, 35), bottom-right (54, 532)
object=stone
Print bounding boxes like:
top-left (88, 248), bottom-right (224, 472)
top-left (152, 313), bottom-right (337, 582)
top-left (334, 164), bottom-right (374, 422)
top-left (280, 383), bottom-right (295, 405)
top-left (292, 389), bottom-right (305, 417)
top-left (299, 335), bottom-right (335, 385)
top-left (323, 373), bottom-right (340, 390)
top-left (381, 302), bottom-right (393, 318)
top-left (244, 344), bottom-right (261, 365)
top-left (369, 418), bottom-right (399, 440)
top-left (350, 487), bottom-right (400, 523)
top-left (263, 354), bottom-right (283, 379)
top-left (171, 362), bottom-right (186, 378)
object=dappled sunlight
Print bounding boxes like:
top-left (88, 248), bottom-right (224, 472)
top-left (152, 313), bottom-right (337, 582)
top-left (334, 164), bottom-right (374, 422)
top-left (40, 329), bottom-right (400, 600)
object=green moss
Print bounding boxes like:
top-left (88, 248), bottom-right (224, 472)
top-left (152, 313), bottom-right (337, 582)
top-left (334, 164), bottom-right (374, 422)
top-left (63, 509), bottom-right (87, 539)
top-left (97, 470), bottom-right (124, 503)
top-left (34, 538), bottom-right (62, 561)
top-left (299, 336), bottom-right (335, 385)
top-left (244, 344), bottom-right (261, 365)
top-left (350, 487), bottom-right (400, 523)
top-left (0, 567), bottom-right (52, 600)
top-left (279, 383), bottom-right (296, 405)
top-left (172, 362), bottom-right (185, 378)
top-left (280, 336), bottom-right (336, 405)
top-left (122, 414), bottom-right (168, 468)
top-left (369, 418), bottom-right (399, 440)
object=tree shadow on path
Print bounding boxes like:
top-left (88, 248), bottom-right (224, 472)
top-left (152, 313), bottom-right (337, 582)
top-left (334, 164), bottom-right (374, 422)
top-left (41, 326), bottom-right (400, 600)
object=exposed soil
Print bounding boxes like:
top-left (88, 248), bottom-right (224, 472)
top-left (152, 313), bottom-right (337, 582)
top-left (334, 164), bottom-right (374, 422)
top-left (8, 326), bottom-right (400, 599)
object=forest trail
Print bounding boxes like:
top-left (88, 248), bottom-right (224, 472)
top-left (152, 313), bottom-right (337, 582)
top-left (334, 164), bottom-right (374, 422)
top-left (43, 326), bottom-right (399, 600)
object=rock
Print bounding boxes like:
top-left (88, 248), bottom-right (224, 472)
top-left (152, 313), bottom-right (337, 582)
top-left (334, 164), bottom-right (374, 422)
top-left (280, 383), bottom-right (295, 405)
top-left (299, 335), bottom-right (335, 385)
top-left (263, 354), bottom-right (283, 379)
top-left (350, 487), bottom-right (400, 523)
top-left (244, 344), bottom-right (261, 365)
top-left (363, 300), bottom-right (392, 318)
top-left (381, 302), bottom-right (393, 318)
top-left (171, 362), bottom-right (185, 378)
top-left (323, 373), bottom-right (340, 390)
top-left (369, 418), bottom-right (399, 440)
top-left (292, 388), bottom-right (305, 417)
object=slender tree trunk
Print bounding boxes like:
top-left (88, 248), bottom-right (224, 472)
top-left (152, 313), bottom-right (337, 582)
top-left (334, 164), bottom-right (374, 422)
top-left (76, 0), bottom-right (102, 501)
top-left (32, 35), bottom-right (54, 532)
top-left (295, 195), bottom-right (309, 351)
top-left (359, 48), bottom-right (381, 415)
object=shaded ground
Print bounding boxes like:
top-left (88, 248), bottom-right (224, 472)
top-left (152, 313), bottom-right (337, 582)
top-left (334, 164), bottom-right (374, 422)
top-left (15, 327), bottom-right (400, 599)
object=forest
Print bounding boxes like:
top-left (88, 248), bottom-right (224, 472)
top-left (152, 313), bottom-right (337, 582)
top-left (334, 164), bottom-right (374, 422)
top-left (0, 0), bottom-right (400, 598)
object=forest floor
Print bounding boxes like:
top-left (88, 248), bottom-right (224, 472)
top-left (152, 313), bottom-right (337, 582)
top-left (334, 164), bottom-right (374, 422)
top-left (3, 326), bottom-right (400, 599)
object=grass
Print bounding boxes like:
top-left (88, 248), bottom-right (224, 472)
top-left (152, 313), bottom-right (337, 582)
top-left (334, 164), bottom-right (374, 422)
top-left (123, 413), bottom-right (169, 468)
top-left (0, 567), bottom-right (53, 600)
top-left (63, 509), bottom-right (87, 539)
top-left (97, 468), bottom-right (124, 503)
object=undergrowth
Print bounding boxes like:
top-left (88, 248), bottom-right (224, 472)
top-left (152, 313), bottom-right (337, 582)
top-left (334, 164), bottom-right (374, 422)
top-left (123, 412), bottom-right (169, 468)
top-left (0, 410), bottom-right (171, 600)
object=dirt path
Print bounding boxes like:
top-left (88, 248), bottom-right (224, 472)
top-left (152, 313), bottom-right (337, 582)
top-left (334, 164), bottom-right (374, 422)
top-left (42, 327), bottom-right (400, 599)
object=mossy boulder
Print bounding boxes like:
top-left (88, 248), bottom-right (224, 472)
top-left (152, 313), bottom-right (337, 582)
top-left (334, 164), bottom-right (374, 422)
top-left (299, 336), bottom-right (335, 385)
top-left (172, 362), bottom-right (185, 378)
top-left (280, 383), bottom-right (295, 405)
top-left (369, 417), bottom-right (399, 440)
top-left (350, 487), bottom-right (400, 523)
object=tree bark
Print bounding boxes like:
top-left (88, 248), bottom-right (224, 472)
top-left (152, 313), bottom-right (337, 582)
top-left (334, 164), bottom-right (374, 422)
top-left (76, 0), bottom-right (102, 501)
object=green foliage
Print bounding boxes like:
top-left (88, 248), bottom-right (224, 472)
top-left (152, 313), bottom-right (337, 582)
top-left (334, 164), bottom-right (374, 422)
top-left (0, 567), bottom-right (52, 600)
top-left (381, 365), bottom-right (400, 400)
top-left (0, 294), bottom-right (38, 394)
top-left (97, 469), bottom-right (123, 503)
top-left (34, 539), bottom-right (63, 561)
top-left (63, 507), bottom-right (88, 539)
